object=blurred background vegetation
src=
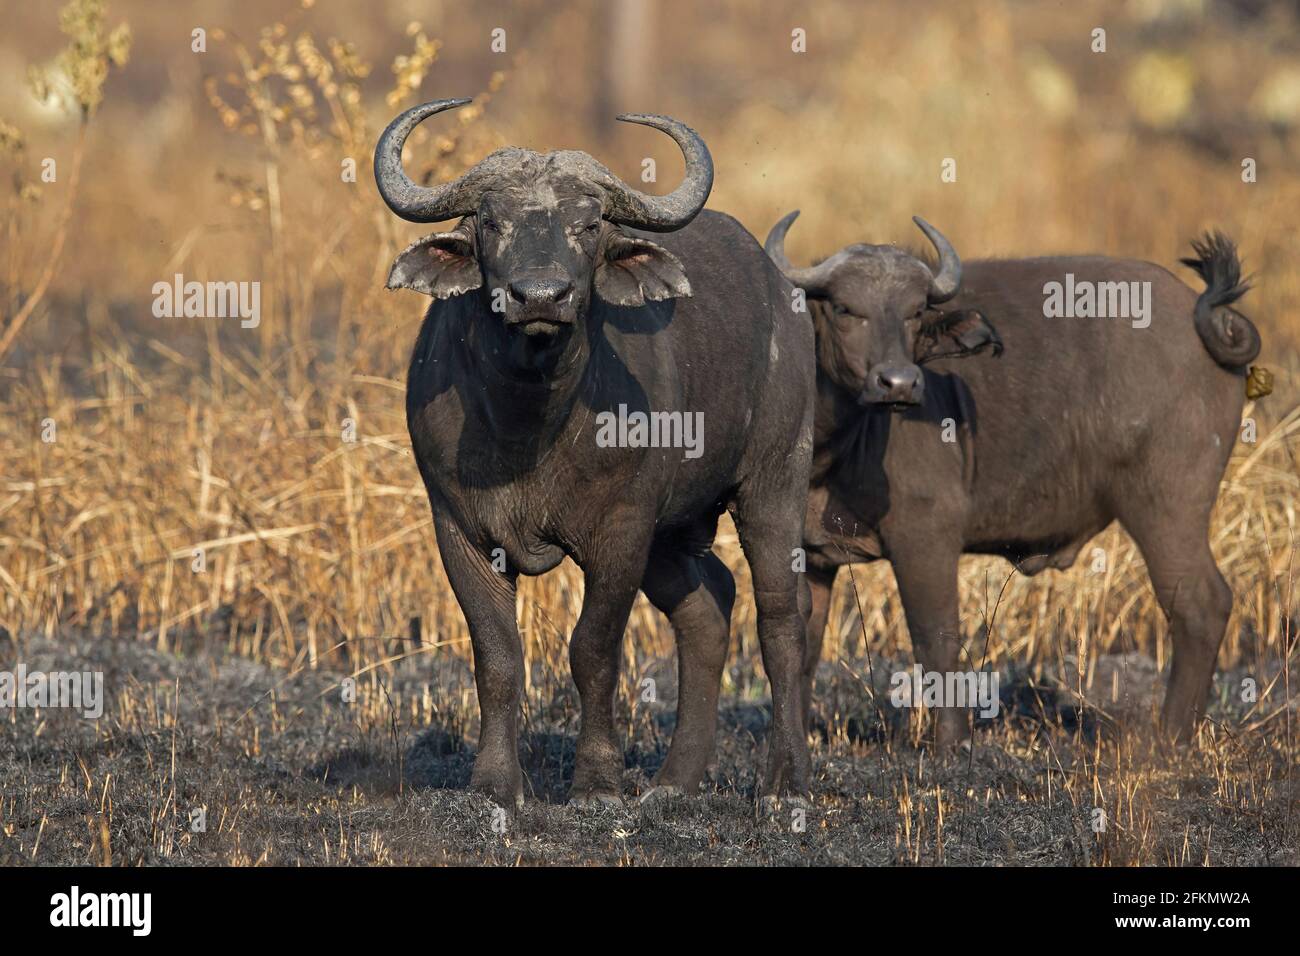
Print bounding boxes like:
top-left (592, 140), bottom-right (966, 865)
top-left (4, 0), bottom-right (1300, 336)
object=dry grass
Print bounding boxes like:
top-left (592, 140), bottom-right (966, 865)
top-left (0, 0), bottom-right (1297, 865)
top-left (1, 634), bottom-right (1294, 865)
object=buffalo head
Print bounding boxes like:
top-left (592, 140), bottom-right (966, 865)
top-left (376, 99), bottom-right (712, 375)
top-left (765, 211), bottom-right (1000, 407)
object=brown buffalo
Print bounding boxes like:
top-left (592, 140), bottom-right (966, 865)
top-left (377, 101), bottom-right (815, 809)
top-left (767, 211), bottom-right (1261, 745)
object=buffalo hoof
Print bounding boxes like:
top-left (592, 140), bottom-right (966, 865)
top-left (756, 793), bottom-right (811, 822)
top-left (470, 778), bottom-right (525, 813)
top-left (930, 710), bottom-right (972, 748)
top-left (568, 790), bottom-right (624, 809)
top-left (638, 784), bottom-right (686, 806)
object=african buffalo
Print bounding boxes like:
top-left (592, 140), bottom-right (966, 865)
top-left (376, 100), bottom-right (814, 809)
top-left (766, 211), bottom-right (1261, 745)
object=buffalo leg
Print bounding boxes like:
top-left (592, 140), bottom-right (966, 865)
top-left (434, 513), bottom-right (526, 809)
top-left (641, 548), bottom-right (735, 796)
top-left (890, 538), bottom-right (969, 747)
top-left (568, 530), bottom-right (652, 805)
top-left (801, 566), bottom-right (837, 737)
top-left (1119, 506), bottom-right (1232, 743)
top-left (733, 484), bottom-right (813, 802)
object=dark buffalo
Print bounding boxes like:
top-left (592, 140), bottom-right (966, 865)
top-left (766, 211), bottom-right (1261, 745)
top-left (377, 100), bottom-right (814, 809)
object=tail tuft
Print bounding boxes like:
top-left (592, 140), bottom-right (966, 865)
top-left (1179, 232), bottom-right (1250, 307)
top-left (1180, 231), bottom-right (1261, 368)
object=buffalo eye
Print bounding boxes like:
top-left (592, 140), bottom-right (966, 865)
top-left (481, 218), bottom-right (501, 235)
top-left (585, 221), bottom-right (601, 235)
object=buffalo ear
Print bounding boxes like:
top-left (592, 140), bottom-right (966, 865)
top-left (915, 309), bottom-right (1003, 363)
top-left (386, 223), bottom-right (482, 299)
top-left (595, 229), bottom-right (691, 307)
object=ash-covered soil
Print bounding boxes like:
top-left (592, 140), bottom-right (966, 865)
top-left (1, 633), bottom-right (1295, 866)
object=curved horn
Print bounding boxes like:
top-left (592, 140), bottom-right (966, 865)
top-left (590, 114), bottom-right (714, 232)
top-left (374, 98), bottom-right (490, 223)
top-left (913, 216), bottom-right (962, 303)
top-left (763, 210), bottom-right (838, 294)
top-left (376, 104), bottom-right (712, 230)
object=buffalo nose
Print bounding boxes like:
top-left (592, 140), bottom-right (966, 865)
top-left (869, 364), bottom-right (924, 404)
top-left (509, 277), bottom-right (573, 305)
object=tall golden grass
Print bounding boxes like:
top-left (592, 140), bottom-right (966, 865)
top-left (1, 0), bottom-right (1297, 740)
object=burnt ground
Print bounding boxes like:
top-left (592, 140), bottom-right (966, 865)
top-left (1, 633), bottom-right (1296, 866)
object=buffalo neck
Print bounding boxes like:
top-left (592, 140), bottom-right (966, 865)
top-left (812, 371), bottom-right (858, 481)
top-left (457, 302), bottom-right (592, 445)
top-left (809, 312), bottom-right (896, 495)
top-left (810, 305), bottom-right (853, 481)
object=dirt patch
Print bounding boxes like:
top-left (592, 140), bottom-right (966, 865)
top-left (0, 634), bottom-right (1295, 866)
